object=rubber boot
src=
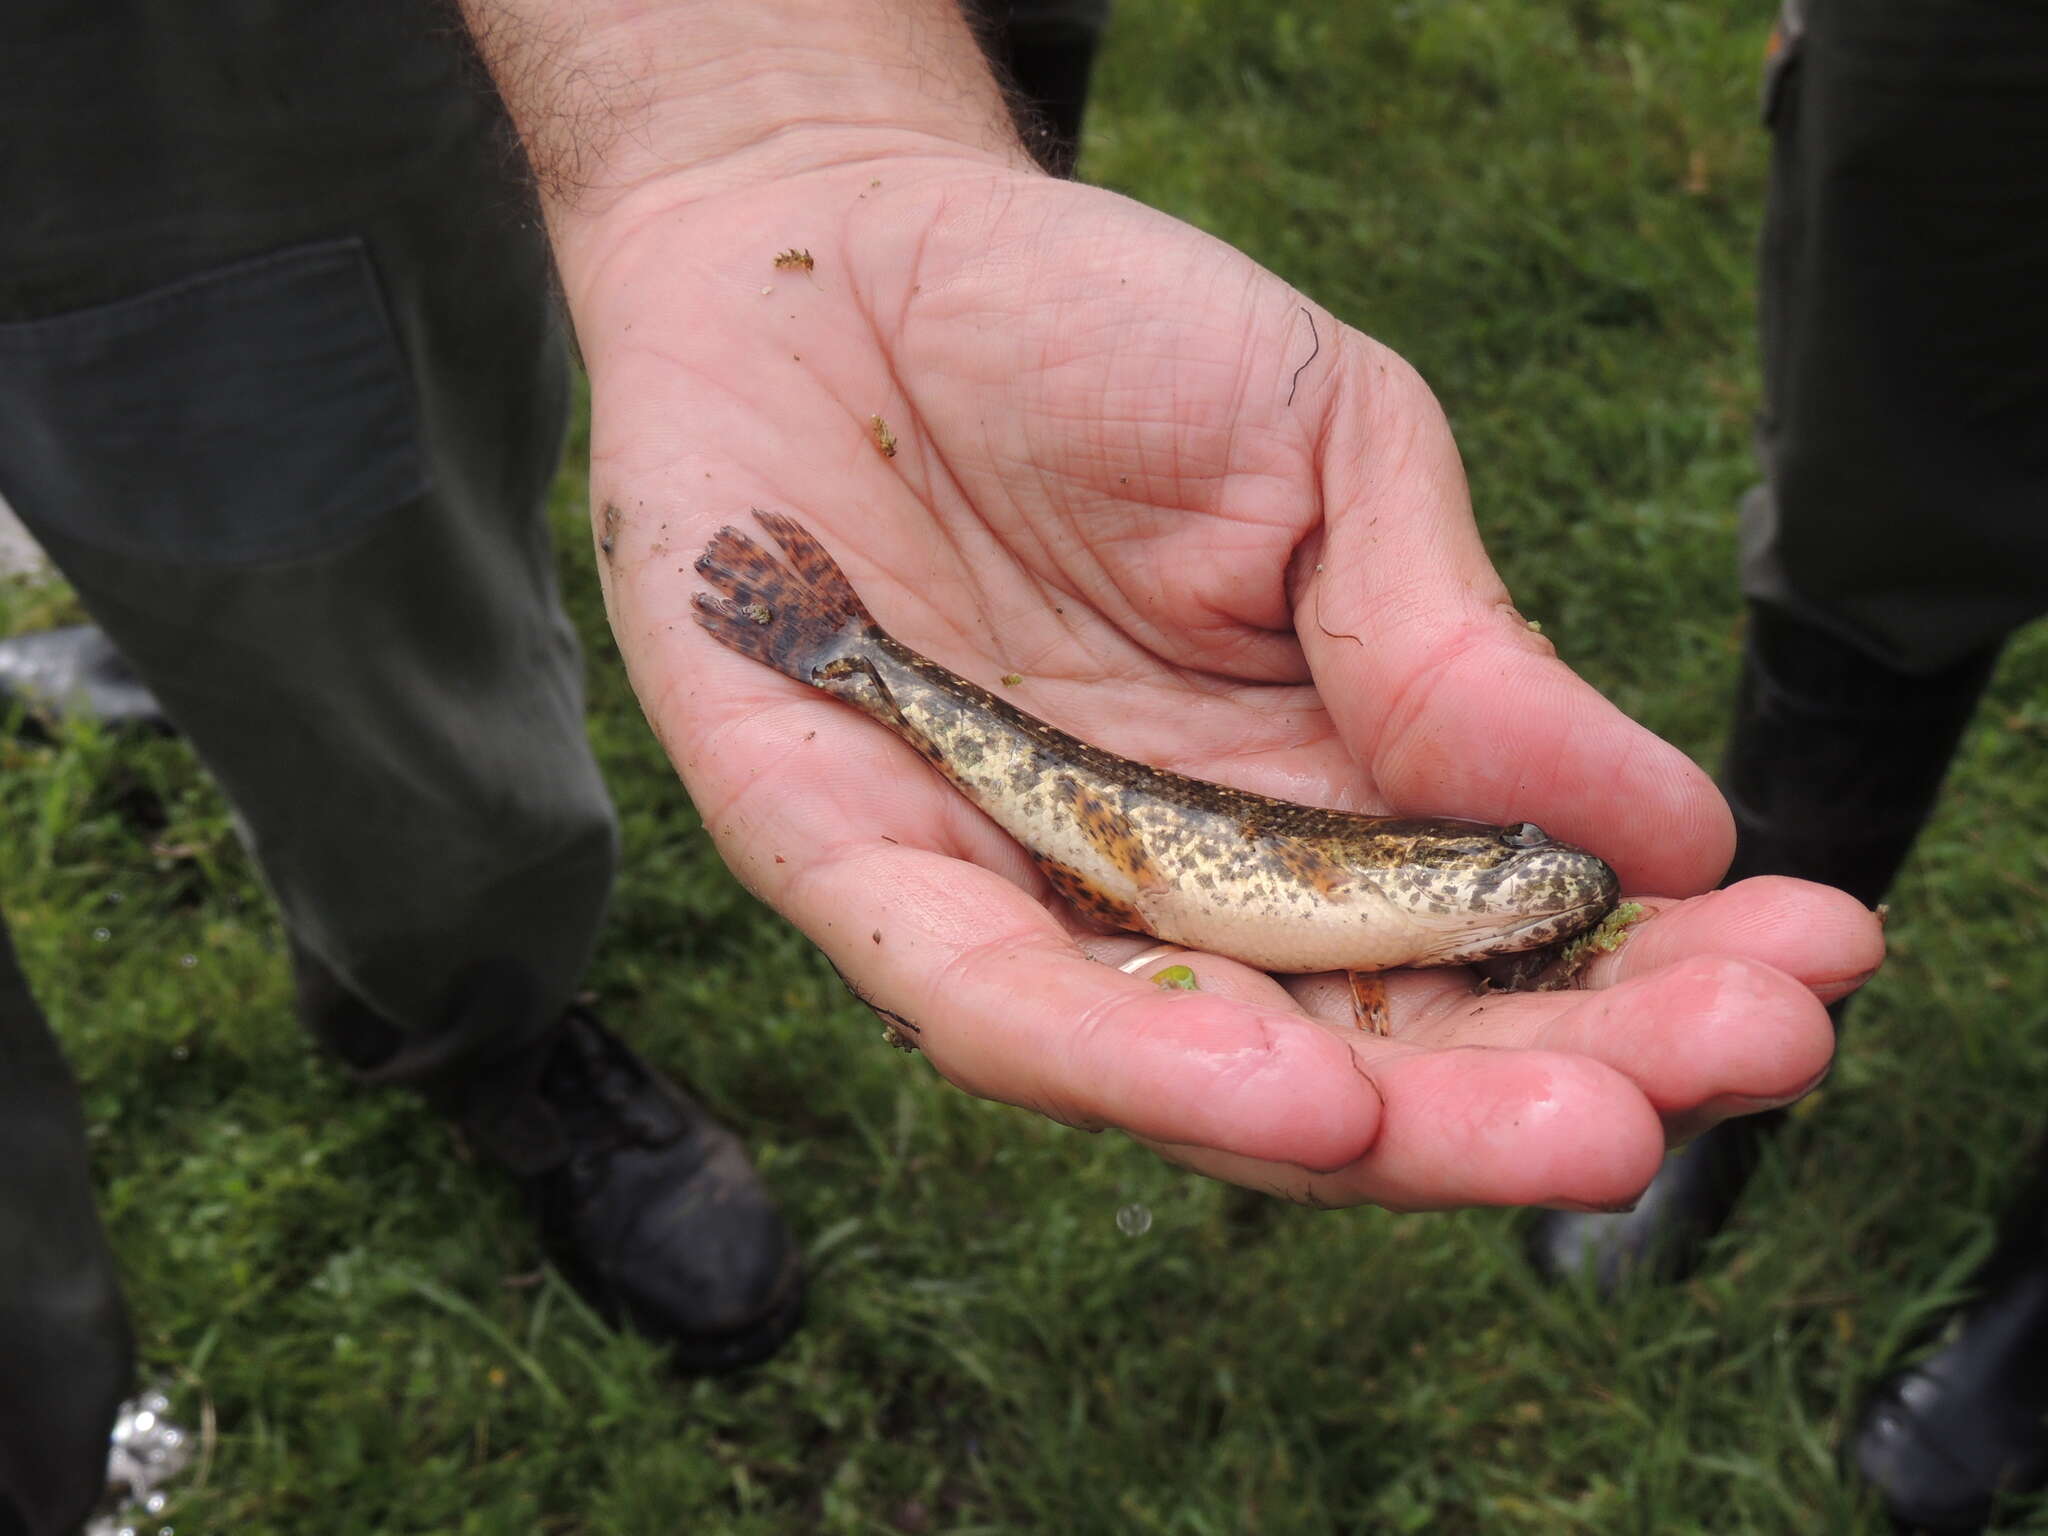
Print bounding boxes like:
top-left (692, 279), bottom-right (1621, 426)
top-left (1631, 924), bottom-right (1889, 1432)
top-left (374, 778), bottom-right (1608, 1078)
top-left (1526, 602), bottom-right (2001, 1292)
top-left (1852, 1148), bottom-right (2048, 1530)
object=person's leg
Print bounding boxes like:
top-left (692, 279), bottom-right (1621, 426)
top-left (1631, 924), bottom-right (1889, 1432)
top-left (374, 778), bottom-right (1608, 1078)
top-left (1526, 605), bottom-right (2002, 1292)
top-left (0, 3), bottom-right (798, 1365)
top-left (1, 3), bottom-right (607, 1075)
top-left (1534, 0), bottom-right (2048, 1519)
top-left (0, 913), bottom-right (133, 1536)
top-left (966, 0), bottom-right (1113, 175)
top-left (1531, 0), bottom-right (2048, 1290)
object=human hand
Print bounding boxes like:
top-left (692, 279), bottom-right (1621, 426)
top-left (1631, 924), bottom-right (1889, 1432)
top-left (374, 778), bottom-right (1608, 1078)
top-left (465, 0), bottom-right (1881, 1210)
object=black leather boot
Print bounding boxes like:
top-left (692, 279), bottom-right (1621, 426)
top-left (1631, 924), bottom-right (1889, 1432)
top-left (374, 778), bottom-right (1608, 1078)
top-left (296, 950), bottom-right (806, 1371)
top-left (0, 624), bottom-right (170, 735)
top-left (443, 1009), bottom-right (806, 1373)
top-left (1853, 1153), bottom-right (2048, 1531)
top-left (1525, 603), bottom-right (2001, 1292)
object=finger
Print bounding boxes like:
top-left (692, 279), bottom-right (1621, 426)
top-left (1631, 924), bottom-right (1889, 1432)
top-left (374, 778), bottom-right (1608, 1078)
top-left (1400, 956), bottom-right (1835, 1128)
top-left (1292, 878), bottom-right (1868, 1132)
top-left (1075, 935), bottom-right (1301, 1006)
top-left (1142, 1040), bottom-right (1668, 1212)
top-left (770, 840), bottom-right (1387, 1172)
top-left (1573, 876), bottom-right (1885, 1004)
top-left (1298, 955), bottom-right (1831, 1156)
top-left (1298, 338), bottom-right (1733, 897)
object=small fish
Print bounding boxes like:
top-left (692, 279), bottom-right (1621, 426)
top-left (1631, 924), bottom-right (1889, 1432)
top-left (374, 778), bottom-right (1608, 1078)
top-left (693, 513), bottom-right (1620, 1016)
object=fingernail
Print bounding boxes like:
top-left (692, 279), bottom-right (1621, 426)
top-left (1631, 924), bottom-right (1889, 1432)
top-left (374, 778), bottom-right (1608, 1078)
top-left (1539, 1197), bottom-right (1639, 1215)
top-left (1731, 1065), bottom-right (1833, 1114)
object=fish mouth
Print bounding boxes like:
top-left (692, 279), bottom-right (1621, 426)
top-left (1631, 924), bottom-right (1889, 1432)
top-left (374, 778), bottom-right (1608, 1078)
top-left (1426, 894), bottom-right (1617, 965)
top-left (1507, 894), bottom-right (1614, 939)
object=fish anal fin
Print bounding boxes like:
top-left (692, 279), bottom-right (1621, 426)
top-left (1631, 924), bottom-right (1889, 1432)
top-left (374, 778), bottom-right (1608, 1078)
top-left (1035, 855), bottom-right (1148, 935)
top-left (1347, 971), bottom-right (1392, 1035)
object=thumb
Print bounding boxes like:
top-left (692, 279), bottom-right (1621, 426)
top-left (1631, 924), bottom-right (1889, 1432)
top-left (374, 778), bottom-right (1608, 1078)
top-left (1296, 337), bottom-right (1731, 896)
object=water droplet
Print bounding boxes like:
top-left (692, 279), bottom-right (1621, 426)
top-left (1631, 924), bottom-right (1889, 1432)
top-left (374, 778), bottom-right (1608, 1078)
top-left (141, 1392), bottom-right (169, 1415)
top-left (108, 890), bottom-right (126, 905)
top-left (132, 1410), bottom-right (156, 1433)
top-left (179, 954), bottom-right (196, 968)
top-left (1115, 1203), bottom-right (1152, 1237)
top-left (144, 1492), bottom-right (168, 1514)
top-left (94, 927), bottom-right (111, 942)
top-left (159, 1428), bottom-right (182, 1448)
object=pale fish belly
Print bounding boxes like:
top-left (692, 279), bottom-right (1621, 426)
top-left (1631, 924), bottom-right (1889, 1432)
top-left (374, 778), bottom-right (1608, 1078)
top-left (861, 660), bottom-right (1455, 974)
top-left (1117, 801), bottom-right (1453, 972)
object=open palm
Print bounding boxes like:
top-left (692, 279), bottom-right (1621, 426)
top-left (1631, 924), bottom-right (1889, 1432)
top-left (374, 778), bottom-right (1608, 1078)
top-left (567, 156), bottom-right (1877, 1210)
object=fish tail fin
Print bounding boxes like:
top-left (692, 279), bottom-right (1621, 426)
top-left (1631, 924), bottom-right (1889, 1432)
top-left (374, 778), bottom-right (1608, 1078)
top-left (692, 510), bottom-right (878, 683)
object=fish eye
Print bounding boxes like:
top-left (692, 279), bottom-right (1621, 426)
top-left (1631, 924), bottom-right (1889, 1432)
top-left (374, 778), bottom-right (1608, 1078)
top-left (1499, 822), bottom-right (1549, 849)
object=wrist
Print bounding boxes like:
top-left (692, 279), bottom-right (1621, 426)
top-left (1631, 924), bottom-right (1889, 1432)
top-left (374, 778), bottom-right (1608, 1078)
top-left (460, 0), bottom-right (1032, 278)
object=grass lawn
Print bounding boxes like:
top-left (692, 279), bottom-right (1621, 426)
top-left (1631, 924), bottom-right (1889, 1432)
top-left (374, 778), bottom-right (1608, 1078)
top-left (6, 0), bottom-right (2048, 1530)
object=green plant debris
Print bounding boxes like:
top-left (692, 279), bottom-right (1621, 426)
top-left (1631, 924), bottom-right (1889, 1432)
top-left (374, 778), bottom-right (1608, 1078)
top-left (1545, 900), bottom-right (1652, 987)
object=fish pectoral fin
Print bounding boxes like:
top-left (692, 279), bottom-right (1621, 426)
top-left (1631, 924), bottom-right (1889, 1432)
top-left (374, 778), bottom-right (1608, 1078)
top-left (1056, 775), bottom-right (1170, 896)
top-left (1269, 837), bottom-right (1354, 902)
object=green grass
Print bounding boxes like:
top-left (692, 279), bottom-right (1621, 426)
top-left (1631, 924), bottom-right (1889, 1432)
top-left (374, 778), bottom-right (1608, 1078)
top-left (7, 0), bottom-right (2048, 1529)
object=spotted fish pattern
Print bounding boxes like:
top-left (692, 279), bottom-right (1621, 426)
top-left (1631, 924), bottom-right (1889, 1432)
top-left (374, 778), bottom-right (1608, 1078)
top-left (693, 511), bottom-right (1620, 980)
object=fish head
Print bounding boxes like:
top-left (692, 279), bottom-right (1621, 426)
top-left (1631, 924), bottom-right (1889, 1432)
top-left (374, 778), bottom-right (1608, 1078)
top-left (1358, 818), bottom-right (1621, 966)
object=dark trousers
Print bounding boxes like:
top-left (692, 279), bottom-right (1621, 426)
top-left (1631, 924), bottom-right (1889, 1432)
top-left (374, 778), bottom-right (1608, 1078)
top-left (1, 7), bottom-right (616, 1527)
top-left (1740, 0), bottom-right (2048, 674)
top-left (0, 919), bottom-right (132, 1536)
top-left (0, 6), bottom-right (618, 1083)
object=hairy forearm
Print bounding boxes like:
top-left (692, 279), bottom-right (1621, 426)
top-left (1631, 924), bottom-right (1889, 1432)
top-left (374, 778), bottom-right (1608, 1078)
top-left (454, 0), bottom-right (1028, 242)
